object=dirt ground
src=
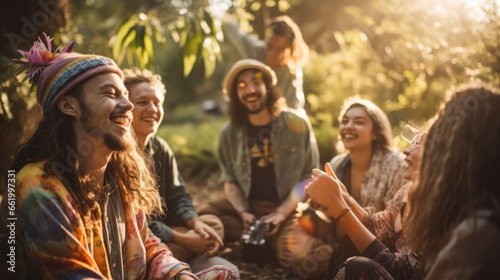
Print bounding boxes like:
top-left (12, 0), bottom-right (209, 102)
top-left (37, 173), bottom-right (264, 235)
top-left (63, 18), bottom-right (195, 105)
top-left (186, 175), bottom-right (287, 279)
top-left (216, 241), bottom-right (287, 279)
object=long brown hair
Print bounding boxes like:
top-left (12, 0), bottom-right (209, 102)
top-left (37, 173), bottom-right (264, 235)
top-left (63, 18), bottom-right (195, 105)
top-left (406, 83), bottom-right (500, 263)
top-left (266, 15), bottom-right (309, 71)
top-left (12, 84), bottom-right (162, 227)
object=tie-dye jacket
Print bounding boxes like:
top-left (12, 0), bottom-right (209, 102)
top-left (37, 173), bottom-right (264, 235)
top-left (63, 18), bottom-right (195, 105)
top-left (1, 161), bottom-right (198, 279)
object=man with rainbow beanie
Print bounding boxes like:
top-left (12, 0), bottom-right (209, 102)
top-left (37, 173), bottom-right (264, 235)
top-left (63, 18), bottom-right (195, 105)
top-left (0, 34), bottom-right (237, 280)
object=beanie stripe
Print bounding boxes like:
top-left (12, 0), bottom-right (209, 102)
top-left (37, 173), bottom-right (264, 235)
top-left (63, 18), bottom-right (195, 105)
top-left (41, 56), bottom-right (118, 113)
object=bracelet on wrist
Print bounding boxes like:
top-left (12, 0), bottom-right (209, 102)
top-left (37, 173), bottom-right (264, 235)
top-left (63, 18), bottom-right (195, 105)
top-left (239, 209), bottom-right (247, 214)
top-left (335, 207), bottom-right (351, 222)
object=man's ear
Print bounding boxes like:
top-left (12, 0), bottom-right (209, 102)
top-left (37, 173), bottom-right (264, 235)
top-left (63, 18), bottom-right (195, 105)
top-left (57, 96), bottom-right (79, 117)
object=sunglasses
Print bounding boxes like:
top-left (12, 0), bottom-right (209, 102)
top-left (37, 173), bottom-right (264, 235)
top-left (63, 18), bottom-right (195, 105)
top-left (401, 122), bottom-right (424, 144)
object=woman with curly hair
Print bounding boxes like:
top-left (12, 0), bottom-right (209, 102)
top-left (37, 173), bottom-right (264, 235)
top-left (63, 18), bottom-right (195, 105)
top-left (306, 82), bottom-right (500, 279)
top-left (406, 83), bottom-right (500, 279)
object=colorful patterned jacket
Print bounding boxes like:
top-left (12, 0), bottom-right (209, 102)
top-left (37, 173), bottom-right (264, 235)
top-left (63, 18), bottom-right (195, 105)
top-left (0, 161), bottom-right (197, 279)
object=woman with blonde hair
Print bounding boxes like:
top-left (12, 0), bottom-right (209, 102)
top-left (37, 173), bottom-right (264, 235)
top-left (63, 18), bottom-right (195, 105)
top-left (406, 83), bottom-right (500, 278)
top-left (330, 98), bottom-right (406, 211)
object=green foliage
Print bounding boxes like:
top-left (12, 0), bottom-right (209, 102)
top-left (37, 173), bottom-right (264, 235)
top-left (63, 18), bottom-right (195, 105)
top-left (156, 119), bottom-right (226, 183)
top-left (164, 103), bottom-right (208, 123)
top-left (112, 13), bottom-right (165, 69)
top-left (312, 121), bottom-right (339, 165)
top-left (305, 0), bottom-right (499, 136)
top-left (113, 7), bottom-right (223, 77)
top-left (174, 11), bottom-right (223, 77)
top-left (0, 64), bottom-right (34, 121)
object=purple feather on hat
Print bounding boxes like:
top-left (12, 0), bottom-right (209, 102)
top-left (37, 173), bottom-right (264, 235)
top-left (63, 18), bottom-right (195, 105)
top-left (12, 33), bottom-right (123, 115)
top-left (12, 33), bottom-right (74, 85)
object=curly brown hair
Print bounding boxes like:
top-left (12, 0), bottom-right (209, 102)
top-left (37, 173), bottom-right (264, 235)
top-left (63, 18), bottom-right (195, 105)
top-left (123, 67), bottom-right (166, 96)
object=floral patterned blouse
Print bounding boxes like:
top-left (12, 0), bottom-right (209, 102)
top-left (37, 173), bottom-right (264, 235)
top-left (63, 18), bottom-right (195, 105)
top-left (330, 149), bottom-right (407, 212)
top-left (365, 182), bottom-right (411, 256)
top-left (328, 182), bottom-right (421, 280)
top-left (365, 182), bottom-right (420, 278)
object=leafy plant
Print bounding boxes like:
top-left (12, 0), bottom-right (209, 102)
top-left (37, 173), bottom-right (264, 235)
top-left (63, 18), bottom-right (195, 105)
top-left (112, 9), bottom-right (223, 77)
top-left (110, 0), bottom-right (304, 77)
top-left (111, 12), bottom-right (166, 69)
top-left (168, 10), bottom-right (223, 77)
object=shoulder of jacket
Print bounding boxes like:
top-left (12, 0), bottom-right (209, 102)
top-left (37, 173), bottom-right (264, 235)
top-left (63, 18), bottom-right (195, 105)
top-left (280, 109), bottom-right (308, 125)
top-left (221, 121), bottom-right (238, 134)
top-left (16, 161), bottom-right (67, 196)
top-left (17, 161), bottom-right (46, 181)
top-left (148, 135), bottom-right (175, 156)
top-left (150, 134), bottom-right (168, 146)
top-left (282, 108), bottom-right (304, 118)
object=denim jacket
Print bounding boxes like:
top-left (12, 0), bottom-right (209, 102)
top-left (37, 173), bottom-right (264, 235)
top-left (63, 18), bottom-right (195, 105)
top-left (218, 109), bottom-right (319, 202)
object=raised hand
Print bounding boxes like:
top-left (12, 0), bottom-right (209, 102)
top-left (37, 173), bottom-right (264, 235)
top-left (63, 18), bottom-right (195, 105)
top-left (325, 162), bottom-right (350, 200)
top-left (305, 167), bottom-right (348, 218)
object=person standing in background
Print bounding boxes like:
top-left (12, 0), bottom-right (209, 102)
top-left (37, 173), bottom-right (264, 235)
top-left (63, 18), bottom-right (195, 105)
top-left (222, 15), bottom-right (309, 111)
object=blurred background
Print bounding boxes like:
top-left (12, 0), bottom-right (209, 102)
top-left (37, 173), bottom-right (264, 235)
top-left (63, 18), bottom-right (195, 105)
top-left (1, 0), bottom-right (498, 190)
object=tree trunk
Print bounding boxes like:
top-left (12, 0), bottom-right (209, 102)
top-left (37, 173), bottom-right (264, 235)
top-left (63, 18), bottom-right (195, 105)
top-left (0, 0), bottom-right (69, 192)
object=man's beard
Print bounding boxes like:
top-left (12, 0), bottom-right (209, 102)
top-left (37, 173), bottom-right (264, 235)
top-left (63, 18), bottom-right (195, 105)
top-left (102, 132), bottom-right (131, 151)
top-left (246, 103), bottom-right (267, 115)
top-left (79, 99), bottom-right (132, 152)
top-left (244, 93), bottom-right (268, 115)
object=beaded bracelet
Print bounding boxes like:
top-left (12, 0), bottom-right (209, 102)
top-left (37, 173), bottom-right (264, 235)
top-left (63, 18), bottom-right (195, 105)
top-left (335, 207), bottom-right (351, 222)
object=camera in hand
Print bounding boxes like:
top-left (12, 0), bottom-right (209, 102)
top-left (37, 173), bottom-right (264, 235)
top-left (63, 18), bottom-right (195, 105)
top-left (241, 220), bottom-right (272, 264)
top-left (242, 220), bottom-right (269, 245)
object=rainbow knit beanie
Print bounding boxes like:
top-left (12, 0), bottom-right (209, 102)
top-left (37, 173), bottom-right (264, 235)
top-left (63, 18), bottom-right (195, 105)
top-left (37, 53), bottom-right (123, 114)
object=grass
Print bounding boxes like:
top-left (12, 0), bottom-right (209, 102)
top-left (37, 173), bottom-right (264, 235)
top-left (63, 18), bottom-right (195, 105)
top-left (156, 118), bottom-right (226, 183)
